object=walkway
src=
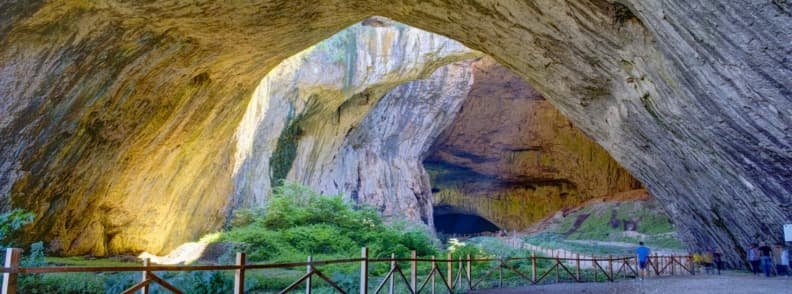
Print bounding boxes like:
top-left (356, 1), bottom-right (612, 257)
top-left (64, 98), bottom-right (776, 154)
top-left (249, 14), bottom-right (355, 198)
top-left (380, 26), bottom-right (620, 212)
top-left (469, 272), bottom-right (791, 294)
top-left (499, 237), bottom-right (623, 269)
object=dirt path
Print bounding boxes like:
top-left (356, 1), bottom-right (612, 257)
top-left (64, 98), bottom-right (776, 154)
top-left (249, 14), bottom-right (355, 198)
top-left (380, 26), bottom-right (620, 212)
top-left (469, 271), bottom-right (791, 294)
top-left (564, 239), bottom-right (686, 255)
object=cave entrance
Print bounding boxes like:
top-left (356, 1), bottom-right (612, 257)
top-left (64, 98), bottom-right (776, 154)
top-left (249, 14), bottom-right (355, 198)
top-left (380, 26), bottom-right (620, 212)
top-left (433, 212), bottom-right (500, 236)
top-left (433, 205), bottom-right (500, 236)
top-left (423, 56), bottom-right (649, 237)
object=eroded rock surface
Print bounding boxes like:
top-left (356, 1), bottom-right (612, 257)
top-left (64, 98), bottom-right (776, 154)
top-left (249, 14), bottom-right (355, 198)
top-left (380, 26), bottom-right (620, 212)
top-left (290, 60), bottom-right (475, 225)
top-left (0, 1), bottom-right (790, 265)
top-left (231, 19), bottom-right (479, 219)
top-left (428, 57), bottom-right (642, 230)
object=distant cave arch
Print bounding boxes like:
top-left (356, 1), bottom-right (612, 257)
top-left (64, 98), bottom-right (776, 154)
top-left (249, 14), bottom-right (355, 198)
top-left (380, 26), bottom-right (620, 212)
top-left (433, 205), bottom-right (500, 236)
top-left (1, 1), bottom-right (787, 267)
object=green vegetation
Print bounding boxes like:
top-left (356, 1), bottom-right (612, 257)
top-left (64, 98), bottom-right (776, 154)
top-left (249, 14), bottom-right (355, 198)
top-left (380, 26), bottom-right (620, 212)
top-left (13, 183), bottom-right (440, 293)
top-left (10, 183), bottom-right (589, 292)
top-left (11, 183), bottom-right (659, 292)
top-left (525, 200), bottom-right (684, 255)
top-left (0, 208), bottom-right (35, 245)
top-left (220, 182), bottom-right (437, 263)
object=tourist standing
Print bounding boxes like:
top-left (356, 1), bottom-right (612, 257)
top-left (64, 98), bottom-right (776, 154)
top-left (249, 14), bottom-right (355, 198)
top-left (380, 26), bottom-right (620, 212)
top-left (712, 248), bottom-right (723, 275)
top-left (748, 243), bottom-right (761, 276)
top-left (759, 242), bottom-right (773, 277)
top-left (772, 243), bottom-right (786, 276)
top-left (636, 241), bottom-right (651, 280)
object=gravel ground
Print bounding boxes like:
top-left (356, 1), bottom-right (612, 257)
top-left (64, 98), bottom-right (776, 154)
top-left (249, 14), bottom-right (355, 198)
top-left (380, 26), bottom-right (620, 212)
top-left (469, 272), bottom-right (791, 294)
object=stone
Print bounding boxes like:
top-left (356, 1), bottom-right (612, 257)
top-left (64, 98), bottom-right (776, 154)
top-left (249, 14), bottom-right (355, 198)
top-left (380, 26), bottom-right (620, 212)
top-left (0, 1), bottom-right (788, 266)
top-left (428, 57), bottom-right (642, 231)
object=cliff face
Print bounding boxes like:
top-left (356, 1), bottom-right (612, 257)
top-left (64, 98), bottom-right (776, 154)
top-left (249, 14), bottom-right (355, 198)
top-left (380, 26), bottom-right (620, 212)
top-left (428, 57), bottom-right (642, 230)
top-left (0, 14), bottom-right (480, 255)
top-left (1, 0), bottom-right (790, 265)
top-left (290, 60), bottom-right (475, 225)
top-left (231, 19), bottom-right (479, 220)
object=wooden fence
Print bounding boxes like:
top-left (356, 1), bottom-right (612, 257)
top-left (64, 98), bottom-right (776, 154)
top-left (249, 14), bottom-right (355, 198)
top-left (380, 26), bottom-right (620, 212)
top-left (0, 247), bottom-right (695, 294)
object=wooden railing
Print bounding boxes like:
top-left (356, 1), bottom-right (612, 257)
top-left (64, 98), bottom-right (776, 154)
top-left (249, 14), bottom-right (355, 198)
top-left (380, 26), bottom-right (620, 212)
top-left (0, 247), bottom-right (695, 294)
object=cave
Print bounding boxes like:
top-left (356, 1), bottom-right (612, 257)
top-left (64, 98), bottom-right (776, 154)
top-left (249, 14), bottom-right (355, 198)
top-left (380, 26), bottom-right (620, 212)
top-left (0, 1), bottom-right (789, 267)
top-left (422, 56), bottom-right (644, 233)
top-left (433, 206), bottom-right (500, 236)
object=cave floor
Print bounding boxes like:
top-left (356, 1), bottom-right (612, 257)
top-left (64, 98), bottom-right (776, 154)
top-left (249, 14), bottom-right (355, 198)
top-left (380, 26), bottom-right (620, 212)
top-left (468, 272), bottom-right (791, 294)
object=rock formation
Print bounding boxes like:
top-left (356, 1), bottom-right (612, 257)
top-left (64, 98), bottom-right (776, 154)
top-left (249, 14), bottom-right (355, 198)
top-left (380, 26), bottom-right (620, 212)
top-left (0, 15), bottom-right (479, 255)
top-left (0, 1), bottom-right (789, 266)
top-left (231, 19), bottom-right (480, 224)
top-left (428, 57), bottom-right (642, 230)
top-left (290, 60), bottom-right (475, 225)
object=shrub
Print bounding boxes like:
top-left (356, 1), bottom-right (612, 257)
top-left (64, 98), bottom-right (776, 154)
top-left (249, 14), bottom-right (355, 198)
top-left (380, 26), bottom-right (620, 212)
top-left (0, 209), bottom-right (34, 245)
top-left (219, 182), bottom-right (438, 263)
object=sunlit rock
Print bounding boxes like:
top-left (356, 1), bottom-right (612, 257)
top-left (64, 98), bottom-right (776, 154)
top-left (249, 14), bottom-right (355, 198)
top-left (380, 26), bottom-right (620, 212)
top-left (0, 1), bottom-right (789, 266)
top-left (232, 18), bottom-right (480, 226)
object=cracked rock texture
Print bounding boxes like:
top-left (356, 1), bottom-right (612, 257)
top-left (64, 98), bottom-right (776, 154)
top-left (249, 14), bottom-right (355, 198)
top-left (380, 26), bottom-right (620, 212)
top-left (0, 14), bottom-right (478, 255)
top-left (231, 19), bottom-right (479, 222)
top-left (290, 59), bottom-right (475, 226)
top-left (0, 0), bottom-right (790, 266)
top-left (429, 57), bottom-right (642, 230)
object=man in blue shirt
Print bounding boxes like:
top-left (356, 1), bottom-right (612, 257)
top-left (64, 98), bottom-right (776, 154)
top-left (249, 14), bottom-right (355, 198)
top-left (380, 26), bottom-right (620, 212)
top-left (636, 241), bottom-right (651, 280)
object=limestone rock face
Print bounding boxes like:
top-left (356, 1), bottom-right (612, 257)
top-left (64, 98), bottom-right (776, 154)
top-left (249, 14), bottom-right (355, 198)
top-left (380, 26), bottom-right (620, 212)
top-left (429, 57), bottom-right (642, 230)
top-left (0, 13), bottom-right (478, 255)
top-left (0, 0), bottom-right (790, 265)
top-left (231, 19), bottom-right (479, 216)
top-left (290, 60), bottom-right (475, 225)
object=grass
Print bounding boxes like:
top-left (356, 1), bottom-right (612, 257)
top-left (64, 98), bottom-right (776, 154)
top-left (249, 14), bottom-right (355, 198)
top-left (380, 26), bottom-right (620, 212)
top-left (525, 199), bottom-right (685, 255)
top-left (45, 256), bottom-right (139, 267)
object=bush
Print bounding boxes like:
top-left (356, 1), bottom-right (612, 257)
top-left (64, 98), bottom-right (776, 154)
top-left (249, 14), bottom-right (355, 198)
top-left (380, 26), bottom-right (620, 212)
top-left (0, 209), bottom-right (34, 245)
top-left (219, 182), bottom-right (438, 263)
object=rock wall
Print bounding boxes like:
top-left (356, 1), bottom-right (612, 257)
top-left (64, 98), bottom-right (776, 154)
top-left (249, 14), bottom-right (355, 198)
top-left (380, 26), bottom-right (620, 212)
top-left (429, 57), bottom-right (642, 230)
top-left (0, 1), bottom-right (790, 265)
top-left (231, 19), bottom-right (479, 215)
top-left (290, 60), bottom-right (475, 225)
top-left (0, 12), bottom-right (480, 255)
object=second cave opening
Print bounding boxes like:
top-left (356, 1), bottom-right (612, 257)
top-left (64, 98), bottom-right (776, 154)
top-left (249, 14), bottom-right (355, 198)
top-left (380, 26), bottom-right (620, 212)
top-left (433, 205), bottom-right (500, 236)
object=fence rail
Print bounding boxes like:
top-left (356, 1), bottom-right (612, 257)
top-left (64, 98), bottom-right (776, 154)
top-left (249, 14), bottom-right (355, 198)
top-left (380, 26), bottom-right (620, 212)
top-left (0, 247), bottom-right (695, 294)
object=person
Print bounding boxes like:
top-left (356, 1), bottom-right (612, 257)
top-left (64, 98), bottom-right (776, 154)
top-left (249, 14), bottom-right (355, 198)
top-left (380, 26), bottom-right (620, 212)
top-left (748, 243), bottom-right (761, 276)
top-left (772, 243), bottom-right (786, 276)
top-left (700, 251), bottom-right (714, 274)
top-left (712, 248), bottom-right (723, 275)
top-left (758, 241), bottom-right (773, 277)
top-left (781, 244), bottom-right (790, 277)
top-left (636, 241), bottom-right (651, 280)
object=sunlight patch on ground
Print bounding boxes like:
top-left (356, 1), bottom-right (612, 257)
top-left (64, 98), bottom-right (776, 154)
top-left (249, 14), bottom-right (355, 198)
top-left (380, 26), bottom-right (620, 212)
top-left (138, 242), bottom-right (209, 265)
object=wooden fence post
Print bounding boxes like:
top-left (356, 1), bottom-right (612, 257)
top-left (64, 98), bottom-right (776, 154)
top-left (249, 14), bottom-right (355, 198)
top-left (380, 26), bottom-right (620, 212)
top-left (608, 255), bottom-right (613, 282)
top-left (411, 251), bottom-right (417, 293)
top-left (360, 248), bottom-right (368, 294)
top-left (531, 252), bottom-right (536, 283)
top-left (555, 254), bottom-right (559, 283)
top-left (466, 254), bottom-right (471, 289)
top-left (447, 252), bottom-right (452, 287)
top-left (575, 253), bottom-right (580, 282)
top-left (389, 254), bottom-right (395, 294)
top-left (234, 252), bottom-right (245, 294)
top-left (653, 253), bottom-right (658, 276)
top-left (431, 256), bottom-right (436, 294)
top-left (2, 248), bottom-right (22, 294)
top-left (306, 256), bottom-right (312, 294)
top-left (689, 254), bottom-right (695, 275)
top-left (593, 256), bottom-right (598, 282)
top-left (141, 258), bottom-right (150, 294)
top-left (497, 257), bottom-right (503, 288)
